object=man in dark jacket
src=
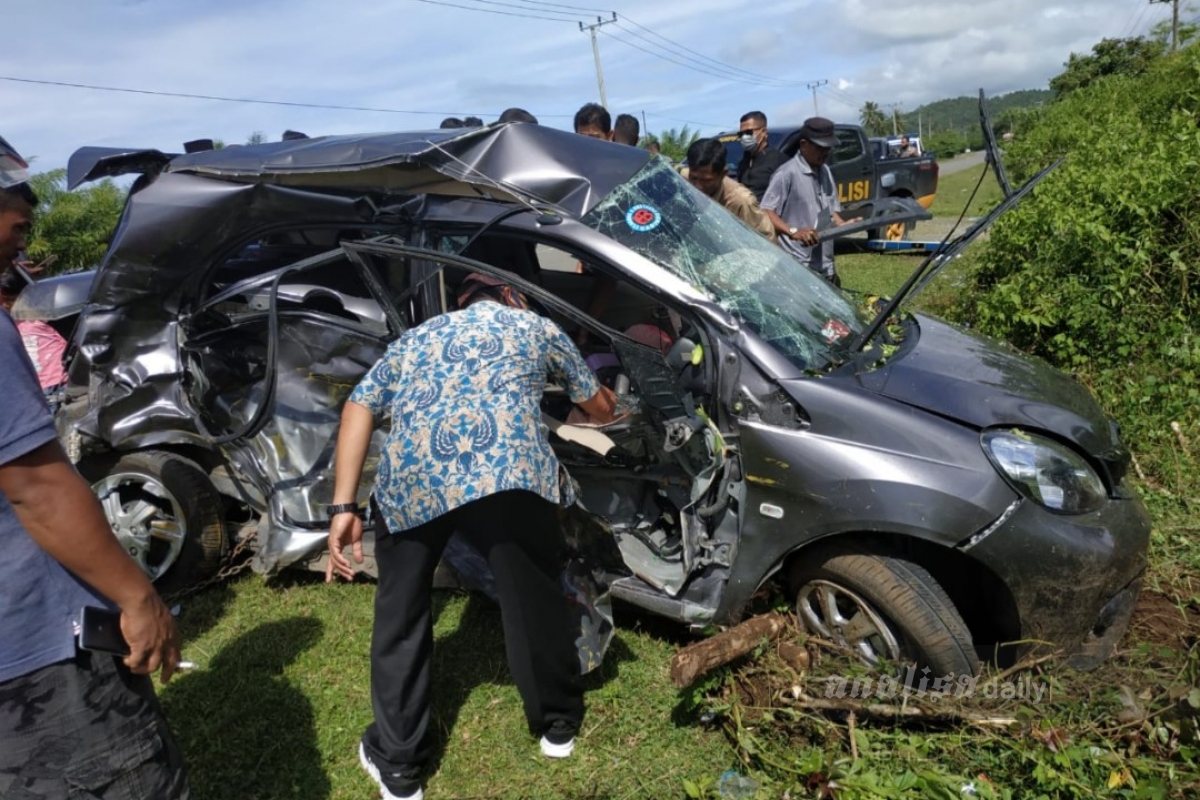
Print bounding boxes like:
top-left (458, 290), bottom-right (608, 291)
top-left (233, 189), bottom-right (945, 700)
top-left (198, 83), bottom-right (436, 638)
top-left (735, 110), bottom-right (786, 201)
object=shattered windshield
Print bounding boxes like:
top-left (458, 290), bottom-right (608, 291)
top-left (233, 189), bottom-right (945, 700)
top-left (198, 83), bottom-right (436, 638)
top-left (582, 158), bottom-right (865, 369)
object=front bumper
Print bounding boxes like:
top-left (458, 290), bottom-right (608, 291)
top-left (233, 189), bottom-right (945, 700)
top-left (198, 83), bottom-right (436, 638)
top-left (964, 487), bottom-right (1151, 668)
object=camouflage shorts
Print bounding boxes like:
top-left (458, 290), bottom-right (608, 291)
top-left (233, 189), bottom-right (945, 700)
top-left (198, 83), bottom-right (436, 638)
top-left (0, 650), bottom-right (188, 800)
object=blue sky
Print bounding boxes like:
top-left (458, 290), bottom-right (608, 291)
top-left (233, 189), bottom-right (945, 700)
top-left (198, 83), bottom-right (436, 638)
top-left (2, 0), bottom-right (1175, 173)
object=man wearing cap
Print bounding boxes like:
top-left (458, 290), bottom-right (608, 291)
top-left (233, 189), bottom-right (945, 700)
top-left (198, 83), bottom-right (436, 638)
top-left (761, 116), bottom-right (846, 285)
top-left (0, 136), bottom-right (189, 797)
top-left (327, 271), bottom-right (617, 800)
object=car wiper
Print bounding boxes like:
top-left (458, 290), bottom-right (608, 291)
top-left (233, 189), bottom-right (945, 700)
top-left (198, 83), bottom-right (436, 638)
top-left (848, 158), bottom-right (1061, 355)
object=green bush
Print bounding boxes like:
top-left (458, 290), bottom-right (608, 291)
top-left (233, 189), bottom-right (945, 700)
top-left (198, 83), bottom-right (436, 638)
top-left (961, 45), bottom-right (1200, 476)
top-left (26, 168), bottom-right (126, 274)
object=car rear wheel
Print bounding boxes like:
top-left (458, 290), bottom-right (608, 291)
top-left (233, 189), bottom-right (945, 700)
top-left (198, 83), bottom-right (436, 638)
top-left (789, 545), bottom-right (979, 678)
top-left (83, 451), bottom-right (227, 592)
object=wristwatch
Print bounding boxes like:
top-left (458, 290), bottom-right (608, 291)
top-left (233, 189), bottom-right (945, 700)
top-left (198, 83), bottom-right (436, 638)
top-left (325, 503), bottom-right (360, 518)
top-left (788, 226), bottom-right (798, 237)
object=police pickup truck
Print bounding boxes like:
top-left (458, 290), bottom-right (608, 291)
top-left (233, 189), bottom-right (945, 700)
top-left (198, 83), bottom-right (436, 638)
top-left (720, 123), bottom-right (938, 240)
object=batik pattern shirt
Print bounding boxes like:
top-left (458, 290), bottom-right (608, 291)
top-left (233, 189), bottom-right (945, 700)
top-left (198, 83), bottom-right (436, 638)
top-left (350, 301), bottom-right (600, 533)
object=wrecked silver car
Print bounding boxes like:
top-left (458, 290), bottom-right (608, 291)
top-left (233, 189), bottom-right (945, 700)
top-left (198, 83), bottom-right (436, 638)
top-left (60, 116), bottom-right (1149, 676)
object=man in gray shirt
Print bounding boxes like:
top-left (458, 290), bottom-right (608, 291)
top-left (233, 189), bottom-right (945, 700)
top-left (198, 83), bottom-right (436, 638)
top-left (761, 117), bottom-right (845, 285)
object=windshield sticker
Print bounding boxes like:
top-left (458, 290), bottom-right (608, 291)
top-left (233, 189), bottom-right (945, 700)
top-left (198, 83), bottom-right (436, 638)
top-left (821, 318), bottom-right (851, 343)
top-left (625, 204), bottom-right (662, 233)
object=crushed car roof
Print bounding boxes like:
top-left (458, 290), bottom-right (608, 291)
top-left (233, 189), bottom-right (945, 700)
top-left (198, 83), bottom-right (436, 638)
top-left (68, 123), bottom-right (653, 218)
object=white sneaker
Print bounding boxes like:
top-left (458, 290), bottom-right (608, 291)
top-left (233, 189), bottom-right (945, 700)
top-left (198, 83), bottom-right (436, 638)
top-left (358, 742), bottom-right (424, 800)
top-left (540, 735), bottom-right (576, 758)
top-left (539, 722), bottom-right (577, 759)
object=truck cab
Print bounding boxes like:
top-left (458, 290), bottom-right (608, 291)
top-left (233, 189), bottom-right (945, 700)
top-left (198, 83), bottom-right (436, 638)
top-left (720, 123), bottom-right (938, 239)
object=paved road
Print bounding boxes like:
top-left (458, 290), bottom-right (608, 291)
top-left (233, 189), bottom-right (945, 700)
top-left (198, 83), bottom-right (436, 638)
top-left (936, 149), bottom-right (987, 176)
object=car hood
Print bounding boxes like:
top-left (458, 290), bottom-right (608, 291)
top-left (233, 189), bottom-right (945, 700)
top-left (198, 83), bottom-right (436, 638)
top-left (856, 315), bottom-right (1121, 460)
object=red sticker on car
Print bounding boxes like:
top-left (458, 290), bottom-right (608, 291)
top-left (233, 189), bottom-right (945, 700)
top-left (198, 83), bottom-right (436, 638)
top-left (625, 204), bottom-right (662, 232)
top-left (821, 318), bottom-right (851, 343)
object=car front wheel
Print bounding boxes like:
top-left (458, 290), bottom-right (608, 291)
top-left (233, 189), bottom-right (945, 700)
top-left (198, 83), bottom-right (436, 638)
top-left (83, 451), bottom-right (227, 592)
top-left (789, 545), bottom-right (979, 678)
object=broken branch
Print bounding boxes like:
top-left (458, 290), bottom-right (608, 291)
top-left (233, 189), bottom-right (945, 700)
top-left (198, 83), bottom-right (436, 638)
top-left (671, 612), bottom-right (791, 688)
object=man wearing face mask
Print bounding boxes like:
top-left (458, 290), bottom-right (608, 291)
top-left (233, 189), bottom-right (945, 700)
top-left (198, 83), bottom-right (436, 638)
top-left (735, 110), bottom-right (785, 202)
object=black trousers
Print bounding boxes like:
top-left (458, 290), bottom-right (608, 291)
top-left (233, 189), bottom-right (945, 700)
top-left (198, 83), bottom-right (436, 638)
top-left (363, 490), bottom-right (584, 771)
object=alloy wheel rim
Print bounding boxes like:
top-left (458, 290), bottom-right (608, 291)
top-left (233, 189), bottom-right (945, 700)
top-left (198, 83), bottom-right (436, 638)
top-left (93, 471), bottom-right (186, 582)
top-left (796, 579), bottom-right (901, 666)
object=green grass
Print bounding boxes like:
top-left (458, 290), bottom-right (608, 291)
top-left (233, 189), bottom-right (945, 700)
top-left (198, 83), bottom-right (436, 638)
top-left (837, 246), bottom-right (982, 319)
top-left (162, 574), bottom-right (726, 799)
top-left (930, 164), bottom-right (1004, 218)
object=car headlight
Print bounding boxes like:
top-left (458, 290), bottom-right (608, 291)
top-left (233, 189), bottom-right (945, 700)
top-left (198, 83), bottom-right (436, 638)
top-left (981, 430), bottom-right (1107, 514)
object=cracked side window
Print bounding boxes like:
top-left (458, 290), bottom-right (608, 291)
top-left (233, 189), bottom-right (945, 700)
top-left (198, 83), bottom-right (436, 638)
top-left (582, 159), bottom-right (866, 370)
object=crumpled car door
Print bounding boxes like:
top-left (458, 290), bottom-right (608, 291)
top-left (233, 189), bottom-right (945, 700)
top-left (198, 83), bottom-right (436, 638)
top-left (181, 247), bottom-right (403, 571)
top-left (344, 240), bottom-right (725, 579)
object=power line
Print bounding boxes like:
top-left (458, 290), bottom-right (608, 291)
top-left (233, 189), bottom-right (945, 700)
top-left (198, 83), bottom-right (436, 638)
top-left (506, 1), bottom-right (816, 87)
top-left (615, 17), bottom-right (808, 86)
top-left (406, 0), bottom-right (579, 23)
top-left (819, 84), bottom-right (866, 111)
top-left (0, 75), bottom-right (497, 117)
top-left (645, 112), bottom-right (724, 129)
top-left (599, 28), bottom-right (812, 87)
top-left (417, 0), bottom-right (818, 90)
top-left (1121, 0), bottom-right (1151, 37)
top-left (506, 0), bottom-right (614, 13)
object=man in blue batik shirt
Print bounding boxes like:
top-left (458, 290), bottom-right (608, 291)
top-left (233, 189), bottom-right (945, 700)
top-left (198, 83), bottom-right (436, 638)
top-left (327, 272), bottom-right (616, 800)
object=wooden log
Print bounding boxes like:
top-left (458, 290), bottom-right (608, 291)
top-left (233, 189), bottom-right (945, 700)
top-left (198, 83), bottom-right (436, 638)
top-left (670, 612), bottom-right (790, 688)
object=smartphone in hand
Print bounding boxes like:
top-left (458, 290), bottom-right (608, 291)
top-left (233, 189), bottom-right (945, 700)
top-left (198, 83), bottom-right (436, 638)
top-left (78, 606), bottom-right (130, 656)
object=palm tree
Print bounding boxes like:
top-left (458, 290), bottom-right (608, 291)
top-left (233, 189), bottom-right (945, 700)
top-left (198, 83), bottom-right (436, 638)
top-left (652, 126), bottom-right (701, 162)
top-left (859, 102), bottom-right (887, 136)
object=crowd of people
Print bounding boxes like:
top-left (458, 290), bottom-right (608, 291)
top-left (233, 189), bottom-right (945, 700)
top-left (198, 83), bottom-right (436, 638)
top-left (0, 98), bottom-right (846, 800)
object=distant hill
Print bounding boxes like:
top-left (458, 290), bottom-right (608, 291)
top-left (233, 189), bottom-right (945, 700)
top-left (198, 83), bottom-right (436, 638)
top-left (909, 89), bottom-right (1052, 135)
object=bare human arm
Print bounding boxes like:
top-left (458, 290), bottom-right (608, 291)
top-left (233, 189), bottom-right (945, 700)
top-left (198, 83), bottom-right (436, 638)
top-left (325, 399), bottom-right (373, 582)
top-left (765, 209), bottom-right (819, 246)
top-left (0, 441), bottom-right (180, 683)
top-left (578, 385), bottom-right (619, 424)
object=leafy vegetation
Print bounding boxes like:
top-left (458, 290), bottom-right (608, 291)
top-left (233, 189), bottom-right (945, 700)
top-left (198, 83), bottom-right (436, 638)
top-left (962, 42), bottom-right (1200, 489)
top-left (25, 169), bottom-right (124, 273)
top-left (908, 89), bottom-right (1052, 152)
top-left (857, 101), bottom-right (886, 137)
top-left (1049, 37), bottom-right (1167, 96)
top-left (644, 126), bottom-right (701, 162)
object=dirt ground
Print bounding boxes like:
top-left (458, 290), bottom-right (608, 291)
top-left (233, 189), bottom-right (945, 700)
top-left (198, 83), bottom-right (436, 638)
top-left (1128, 589), bottom-right (1200, 653)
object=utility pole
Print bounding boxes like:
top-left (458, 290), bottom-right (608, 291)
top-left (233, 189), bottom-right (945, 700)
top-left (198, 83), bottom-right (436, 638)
top-left (805, 80), bottom-right (828, 116)
top-left (887, 103), bottom-right (902, 135)
top-left (580, 14), bottom-right (618, 108)
top-left (1150, 0), bottom-right (1180, 51)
